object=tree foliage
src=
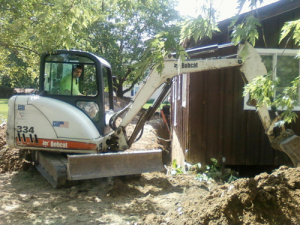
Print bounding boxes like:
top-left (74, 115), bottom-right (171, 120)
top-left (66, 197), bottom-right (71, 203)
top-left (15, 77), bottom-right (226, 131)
top-left (0, 0), bottom-right (181, 97)
top-left (135, 31), bottom-right (187, 79)
top-left (243, 73), bottom-right (279, 109)
top-left (0, 0), bottom-right (101, 88)
top-left (85, 0), bottom-right (181, 97)
top-left (236, 1), bottom-right (300, 123)
top-left (180, 2), bottom-right (219, 44)
top-left (280, 19), bottom-right (300, 50)
top-left (3, 0), bottom-right (300, 122)
top-left (231, 15), bottom-right (261, 45)
top-left (180, 0), bottom-right (300, 124)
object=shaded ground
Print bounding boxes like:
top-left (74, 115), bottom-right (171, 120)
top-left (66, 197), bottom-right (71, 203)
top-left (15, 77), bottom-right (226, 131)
top-left (1, 100), bottom-right (300, 224)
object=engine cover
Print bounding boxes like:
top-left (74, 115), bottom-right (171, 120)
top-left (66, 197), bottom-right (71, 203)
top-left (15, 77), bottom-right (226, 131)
top-left (6, 95), bottom-right (101, 153)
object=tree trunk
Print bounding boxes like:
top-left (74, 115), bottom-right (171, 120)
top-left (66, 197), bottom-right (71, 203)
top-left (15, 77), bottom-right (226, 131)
top-left (116, 80), bottom-right (124, 98)
top-left (114, 76), bottom-right (137, 98)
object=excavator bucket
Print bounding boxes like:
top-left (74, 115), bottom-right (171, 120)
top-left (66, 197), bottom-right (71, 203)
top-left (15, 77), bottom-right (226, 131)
top-left (67, 149), bottom-right (164, 180)
top-left (280, 135), bottom-right (300, 167)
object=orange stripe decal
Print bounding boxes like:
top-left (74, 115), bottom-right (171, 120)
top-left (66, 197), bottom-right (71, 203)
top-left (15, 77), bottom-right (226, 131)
top-left (16, 137), bottom-right (97, 150)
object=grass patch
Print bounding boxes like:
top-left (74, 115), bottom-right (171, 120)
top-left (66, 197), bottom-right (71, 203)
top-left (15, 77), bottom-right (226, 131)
top-left (0, 99), bottom-right (9, 120)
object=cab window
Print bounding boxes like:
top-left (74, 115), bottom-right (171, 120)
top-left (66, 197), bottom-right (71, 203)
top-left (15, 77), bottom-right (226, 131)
top-left (44, 54), bottom-right (98, 97)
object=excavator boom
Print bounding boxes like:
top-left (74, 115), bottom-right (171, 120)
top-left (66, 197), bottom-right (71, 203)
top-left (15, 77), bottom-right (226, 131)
top-left (238, 42), bottom-right (300, 167)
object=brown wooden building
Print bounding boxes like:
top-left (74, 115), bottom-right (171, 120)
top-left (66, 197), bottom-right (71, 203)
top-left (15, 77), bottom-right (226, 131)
top-left (171, 0), bottom-right (300, 167)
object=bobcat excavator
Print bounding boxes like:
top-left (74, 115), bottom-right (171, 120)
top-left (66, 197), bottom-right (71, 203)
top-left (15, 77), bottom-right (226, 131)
top-left (6, 42), bottom-right (300, 188)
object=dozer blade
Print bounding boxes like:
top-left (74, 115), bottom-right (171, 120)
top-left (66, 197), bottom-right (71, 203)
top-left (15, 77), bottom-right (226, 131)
top-left (67, 149), bottom-right (164, 180)
top-left (280, 135), bottom-right (300, 167)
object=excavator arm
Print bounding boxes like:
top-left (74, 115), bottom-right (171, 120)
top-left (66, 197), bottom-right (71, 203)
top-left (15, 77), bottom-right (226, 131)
top-left (68, 41), bottom-right (300, 183)
top-left (106, 57), bottom-right (243, 151)
top-left (68, 56), bottom-right (244, 181)
top-left (105, 41), bottom-right (300, 167)
top-left (238, 42), bottom-right (300, 167)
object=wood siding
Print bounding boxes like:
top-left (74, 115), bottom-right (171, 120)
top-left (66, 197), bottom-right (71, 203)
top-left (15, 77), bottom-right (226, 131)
top-left (172, 2), bottom-right (300, 166)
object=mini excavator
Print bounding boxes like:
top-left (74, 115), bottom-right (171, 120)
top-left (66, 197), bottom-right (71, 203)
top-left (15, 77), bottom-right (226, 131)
top-left (6, 42), bottom-right (300, 187)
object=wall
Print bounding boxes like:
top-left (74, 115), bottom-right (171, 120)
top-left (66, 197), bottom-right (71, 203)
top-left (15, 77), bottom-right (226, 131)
top-left (171, 2), bottom-right (300, 166)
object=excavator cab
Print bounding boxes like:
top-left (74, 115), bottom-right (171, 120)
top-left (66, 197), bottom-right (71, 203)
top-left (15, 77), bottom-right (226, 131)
top-left (39, 50), bottom-right (114, 135)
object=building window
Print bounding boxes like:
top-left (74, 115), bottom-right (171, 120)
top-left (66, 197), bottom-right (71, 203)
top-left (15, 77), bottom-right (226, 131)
top-left (173, 76), bottom-right (177, 127)
top-left (244, 48), bottom-right (300, 111)
top-left (178, 75), bottom-right (181, 100)
top-left (134, 86), bottom-right (139, 95)
top-left (182, 74), bottom-right (187, 108)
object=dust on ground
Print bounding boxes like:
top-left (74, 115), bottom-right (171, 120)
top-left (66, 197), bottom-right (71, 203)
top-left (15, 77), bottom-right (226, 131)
top-left (1, 98), bottom-right (300, 224)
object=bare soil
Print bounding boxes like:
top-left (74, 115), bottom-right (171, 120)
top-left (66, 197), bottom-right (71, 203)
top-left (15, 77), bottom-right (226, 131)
top-left (1, 100), bottom-right (300, 224)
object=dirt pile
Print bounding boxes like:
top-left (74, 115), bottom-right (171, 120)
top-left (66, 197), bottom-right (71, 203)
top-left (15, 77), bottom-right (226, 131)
top-left (1, 166), bottom-right (298, 224)
top-left (0, 125), bottom-right (32, 173)
top-left (0, 148), bottom-right (32, 173)
top-left (0, 124), bottom-right (6, 149)
top-left (151, 166), bottom-right (300, 225)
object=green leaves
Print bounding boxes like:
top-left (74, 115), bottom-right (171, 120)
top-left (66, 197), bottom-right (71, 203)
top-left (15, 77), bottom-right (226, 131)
top-left (195, 158), bottom-right (238, 183)
top-left (243, 72), bottom-right (300, 123)
top-left (180, 15), bottom-right (220, 44)
top-left (231, 15), bottom-right (261, 45)
top-left (180, 1), bottom-right (219, 45)
top-left (171, 159), bottom-right (184, 175)
top-left (273, 77), bottom-right (300, 123)
top-left (135, 31), bottom-right (187, 78)
top-left (243, 72), bottom-right (279, 108)
top-left (85, 0), bottom-right (181, 97)
top-left (280, 19), bottom-right (300, 47)
top-left (0, 0), bottom-right (103, 88)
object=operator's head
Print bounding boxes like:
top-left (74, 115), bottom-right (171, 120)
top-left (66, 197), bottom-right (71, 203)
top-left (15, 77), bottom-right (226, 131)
top-left (73, 65), bottom-right (83, 78)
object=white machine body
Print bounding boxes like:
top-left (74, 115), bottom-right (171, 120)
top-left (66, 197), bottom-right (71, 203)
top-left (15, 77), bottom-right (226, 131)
top-left (7, 95), bottom-right (101, 153)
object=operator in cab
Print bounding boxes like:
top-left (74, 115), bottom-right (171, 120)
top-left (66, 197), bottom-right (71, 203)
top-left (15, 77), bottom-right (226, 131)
top-left (60, 64), bottom-right (83, 95)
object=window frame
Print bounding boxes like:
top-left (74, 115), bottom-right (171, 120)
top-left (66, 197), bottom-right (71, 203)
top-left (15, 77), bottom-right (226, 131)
top-left (173, 76), bottom-right (177, 127)
top-left (244, 48), bottom-right (300, 111)
top-left (44, 59), bottom-right (98, 97)
top-left (181, 73), bottom-right (187, 108)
